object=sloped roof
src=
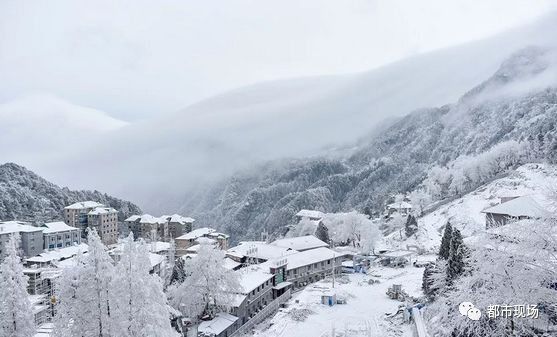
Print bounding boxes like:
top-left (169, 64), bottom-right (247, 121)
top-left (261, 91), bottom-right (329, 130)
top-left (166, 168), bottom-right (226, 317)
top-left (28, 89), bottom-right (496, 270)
top-left (271, 235), bottom-right (328, 251)
top-left (0, 221), bottom-right (43, 234)
top-left (176, 227), bottom-right (215, 240)
top-left (387, 201), bottom-right (413, 209)
top-left (169, 214), bottom-right (195, 224)
top-left (124, 215), bottom-right (141, 222)
top-left (42, 221), bottom-right (78, 234)
top-left (296, 209), bottom-right (325, 219)
top-left (481, 196), bottom-right (550, 218)
top-left (236, 264), bottom-right (274, 293)
top-left (88, 207), bottom-right (117, 215)
top-left (227, 241), bottom-right (297, 261)
top-left (64, 201), bottom-right (104, 210)
top-left (198, 312), bottom-right (239, 336)
top-left (282, 247), bottom-right (348, 271)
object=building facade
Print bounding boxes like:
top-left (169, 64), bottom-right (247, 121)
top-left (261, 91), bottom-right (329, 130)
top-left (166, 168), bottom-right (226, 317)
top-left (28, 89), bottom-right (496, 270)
top-left (41, 222), bottom-right (81, 250)
top-left (0, 221), bottom-right (44, 258)
top-left (87, 207), bottom-right (119, 245)
top-left (64, 201), bottom-right (106, 237)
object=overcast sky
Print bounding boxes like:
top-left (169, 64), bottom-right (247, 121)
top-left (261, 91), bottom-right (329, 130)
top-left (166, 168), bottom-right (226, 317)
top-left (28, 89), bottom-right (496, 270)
top-left (1, 0), bottom-right (556, 121)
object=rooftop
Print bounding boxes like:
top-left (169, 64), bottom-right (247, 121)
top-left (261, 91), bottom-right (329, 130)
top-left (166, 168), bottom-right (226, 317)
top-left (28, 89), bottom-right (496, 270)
top-left (176, 227), bottom-right (215, 240)
top-left (227, 241), bottom-right (298, 261)
top-left (296, 209), bottom-right (325, 219)
top-left (64, 201), bottom-right (105, 210)
top-left (88, 207), bottom-right (118, 215)
top-left (481, 195), bottom-right (551, 218)
top-left (169, 214), bottom-right (195, 224)
top-left (271, 235), bottom-right (328, 251)
top-left (282, 247), bottom-right (347, 271)
top-left (124, 215), bottom-right (141, 222)
top-left (236, 264), bottom-right (275, 293)
top-left (198, 312), bottom-right (239, 336)
top-left (387, 201), bottom-right (413, 209)
top-left (25, 243), bottom-right (89, 264)
top-left (0, 221), bottom-right (43, 235)
top-left (42, 221), bottom-right (78, 234)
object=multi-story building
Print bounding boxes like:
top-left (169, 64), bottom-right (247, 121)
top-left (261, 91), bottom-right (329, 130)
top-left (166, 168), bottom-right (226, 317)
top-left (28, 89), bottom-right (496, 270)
top-left (87, 207), bottom-right (119, 245)
top-left (63, 201), bottom-right (105, 237)
top-left (125, 214), bottom-right (195, 241)
top-left (0, 221), bottom-right (44, 258)
top-left (175, 227), bottom-right (229, 256)
top-left (41, 222), bottom-right (81, 250)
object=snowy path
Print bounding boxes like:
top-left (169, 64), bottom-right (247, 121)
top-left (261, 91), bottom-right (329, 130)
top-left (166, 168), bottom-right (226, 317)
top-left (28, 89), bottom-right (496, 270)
top-left (252, 266), bottom-right (425, 337)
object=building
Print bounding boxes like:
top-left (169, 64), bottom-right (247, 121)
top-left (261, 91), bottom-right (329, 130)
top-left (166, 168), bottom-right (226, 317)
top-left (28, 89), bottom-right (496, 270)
top-left (0, 221), bottom-right (44, 258)
top-left (481, 196), bottom-right (550, 228)
top-left (25, 243), bottom-right (89, 268)
top-left (226, 241), bottom-right (297, 264)
top-left (385, 201), bottom-right (413, 217)
top-left (198, 312), bottom-right (240, 337)
top-left (125, 214), bottom-right (195, 241)
top-left (271, 235), bottom-right (328, 252)
top-left (280, 247), bottom-right (346, 288)
top-left (41, 221), bottom-right (81, 250)
top-left (87, 207), bottom-right (119, 245)
top-left (296, 209), bottom-right (325, 221)
top-left (63, 201), bottom-right (105, 235)
top-left (175, 228), bottom-right (229, 256)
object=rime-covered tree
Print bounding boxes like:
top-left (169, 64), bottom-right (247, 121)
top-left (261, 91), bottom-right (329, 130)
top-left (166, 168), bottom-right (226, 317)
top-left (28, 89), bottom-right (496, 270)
top-left (53, 230), bottom-right (114, 337)
top-left (446, 228), bottom-right (466, 285)
top-left (314, 221), bottom-right (329, 244)
top-left (0, 233), bottom-right (35, 337)
top-left (167, 242), bottom-right (241, 320)
top-left (438, 222), bottom-right (453, 260)
top-left (162, 238), bottom-right (176, 289)
top-left (170, 255), bottom-right (186, 285)
top-left (111, 235), bottom-right (177, 337)
top-left (405, 215), bottom-right (418, 237)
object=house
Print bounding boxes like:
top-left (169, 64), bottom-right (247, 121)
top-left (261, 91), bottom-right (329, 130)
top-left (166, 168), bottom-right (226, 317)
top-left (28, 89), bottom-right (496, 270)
top-left (296, 209), bottom-right (325, 221)
top-left (125, 214), bottom-right (195, 242)
top-left (378, 250), bottom-right (415, 268)
top-left (271, 235), bottom-right (328, 252)
top-left (25, 243), bottom-right (89, 268)
top-left (167, 214), bottom-right (195, 239)
top-left (481, 196), bottom-right (550, 228)
top-left (230, 264), bottom-right (276, 326)
top-left (280, 247), bottom-right (347, 288)
top-left (385, 201), bottom-right (413, 217)
top-left (0, 221), bottom-right (44, 258)
top-left (175, 228), bottom-right (229, 256)
top-left (41, 222), bottom-right (81, 250)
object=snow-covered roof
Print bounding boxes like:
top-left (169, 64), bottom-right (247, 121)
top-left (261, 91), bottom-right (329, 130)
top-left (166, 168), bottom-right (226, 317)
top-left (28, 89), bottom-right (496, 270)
top-left (282, 247), bottom-right (345, 271)
top-left (0, 221), bottom-right (43, 234)
top-left (88, 207), bottom-right (118, 215)
top-left (149, 241), bottom-right (171, 253)
top-left (169, 214), bottom-right (195, 224)
top-left (387, 201), bottom-right (413, 210)
top-left (42, 221), bottom-right (78, 234)
top-left (381, 250), bottom-right (414, 258)
top-left (198, 312), bottom-right (239, 336)
top-left (26, 243), bottom-right (89, 264)
top-left (236, 264), bottom-right (275, 293)
top-left (124, 215), bottom-right (141, 222)
top-left (227, 241), bottom-right (298, 261)
top-left (208, 231), bottom-right (230, 239)
top-left (185, 244), bottom-right (201, 253)
top-left (481, 195), bottom-right (550, 218)
top-left (296, 209), bottom-right (325, 219)
top-left (196, 237), bottom-right (216, 245)
top-left (271, 235), bottom-right (328, 251)
top-left (64, 201), bottom-right (105, 210)
top-left (223, 257), bottom-right (242, 270)
top-left (176, 227), bottom-right (215, 240)
top-left (148, 253), bottom-right (165, 268)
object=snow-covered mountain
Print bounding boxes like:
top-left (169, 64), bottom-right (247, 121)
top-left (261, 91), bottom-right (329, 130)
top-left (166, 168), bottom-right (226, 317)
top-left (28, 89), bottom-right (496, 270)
top-left (184, 46), bottom-right (557, 242)
top-left (0, 163), bottom-right (141, 223)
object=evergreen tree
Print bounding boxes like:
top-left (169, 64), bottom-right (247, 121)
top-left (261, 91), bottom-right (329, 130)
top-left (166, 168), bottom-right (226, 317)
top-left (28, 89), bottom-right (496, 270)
top-left (438, 222), bottom-right (453, 260)
top-left (314, 221), bottom-right (330, 243)
top-left (446, 228), bottom-right (466, 284)
top-left (0, 233), bottom-right (35, 337)
top-left (111, 235), bottom-right (177, 337)
top-left (421, 263), bottom-right (434, 300)
top-left (170, 255), bottom-right (186, 285)
top-left (405, 215), bottom-right (418, 237)
top-left (54, 230), bottom-right (115, 337)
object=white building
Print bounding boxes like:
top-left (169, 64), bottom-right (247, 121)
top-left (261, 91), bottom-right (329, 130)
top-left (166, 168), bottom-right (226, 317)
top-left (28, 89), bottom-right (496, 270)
top-left (0, 221), bottom-right (44, 257)
top-left (41, 221), bottom-right (81, 251)
top-left (271, 235), bottom-right (329, 252)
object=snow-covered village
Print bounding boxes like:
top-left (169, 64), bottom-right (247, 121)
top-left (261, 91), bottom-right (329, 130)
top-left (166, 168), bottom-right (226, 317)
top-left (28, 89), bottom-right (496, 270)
top-left (1, 2), bottom-right (557, 337)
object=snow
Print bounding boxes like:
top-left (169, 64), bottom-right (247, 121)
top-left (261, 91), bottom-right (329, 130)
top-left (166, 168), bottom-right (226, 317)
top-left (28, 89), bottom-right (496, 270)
top-left (169, 214), bottom-right (195, 224)
top-left (227, 241), bottom-right (298, 261)
top-left (281, 247), bottom-right (346, 271)
top-left (387, 164), bottom-right (557, 252)
top-left (87, 207), bottom-right (117, 215)
top-left (42, 221), bottom-right (78, 234)
top-left (223, 257), bottom-right (242, 270)
top-left (25, 243), bottom-right (89, 264)
top-left (124, 215), bottom-right (141, 222)
top-left (176, 227), bottom-right (215, 240)
top-left (271, 235), bottom-right (328, 252)
top-left (0, 221), bottom-right (43, 234)
top-left (198, 312), bottom-right (239, 336)
top-left (252, 266), bottom-right (426, 337)
top-left (387, 202), bottom-right (413, 210)
top-left (64, 201), bottom-right (105, 210)
top-left (296, 210), bottom-right (325, 219)
top-left (235, 264), bottom-right (274, 293)
top-left (481, 195), bottom-right (550, 218)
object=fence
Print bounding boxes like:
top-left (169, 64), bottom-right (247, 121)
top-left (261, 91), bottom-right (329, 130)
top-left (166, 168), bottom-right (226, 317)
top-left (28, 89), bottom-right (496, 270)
top-left (230, 289), bottom-right (292, 337)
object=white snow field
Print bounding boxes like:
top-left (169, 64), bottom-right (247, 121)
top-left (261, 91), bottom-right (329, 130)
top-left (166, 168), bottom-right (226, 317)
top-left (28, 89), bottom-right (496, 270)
top-left (252, 265), bottom-right (427, 337)
top-left (384, 163), bottom-right (557, 253)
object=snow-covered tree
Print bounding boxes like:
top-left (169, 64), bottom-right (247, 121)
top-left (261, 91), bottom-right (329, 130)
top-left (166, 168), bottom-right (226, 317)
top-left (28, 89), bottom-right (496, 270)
top-left (446, 228), bottom-right (466, 285)
top-left (0, 233), bottom-right (35, 337)
top-left (322, 211), bottom-right (380, 250)
top-left (111, 235), bottom-right (177, 337)
top-left (438, 222), bottom-right (453, 260)
top-left (162, 238), bottom-right (176, 288)
top-left (167, 242), bottom-right (241, 320)
top-left (53, 229), bottom-right (114, 337)
top-left (287, 217), bottom-right (319, 237)
top-left (314, 221), bottom-right (330, 244)
top-left (405, 215), bottom-right (418, 237)
top-left (408, 189), bottom-right (431, 216)
top-left (427, 219), bottom-right (557, 336)
top-left (170, 255), bottom-right (186, 286)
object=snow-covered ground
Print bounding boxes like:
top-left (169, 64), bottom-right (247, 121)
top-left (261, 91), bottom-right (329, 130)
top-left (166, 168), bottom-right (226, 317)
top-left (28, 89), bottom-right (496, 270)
top-left (252, 265), bottom-right (427, 337)
top-left (384, 163), bottom-right (557, 252)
